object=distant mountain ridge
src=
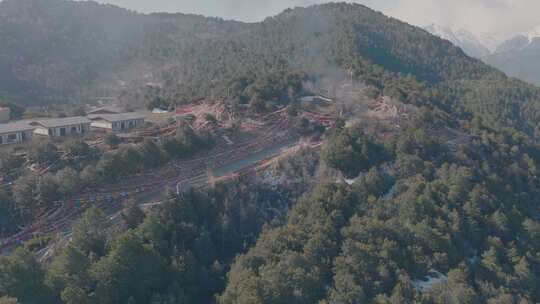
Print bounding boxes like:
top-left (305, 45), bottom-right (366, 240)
top-left (525, 25), bottom-right (540, 43)
top-left (483, 25), bottom-right (540, 85)
top-left (492, 25), bottom-right (540, 54)
top-left (423, 24), bottom-right (496, 58)
top-left (425, 23), bottom-right (540, 86)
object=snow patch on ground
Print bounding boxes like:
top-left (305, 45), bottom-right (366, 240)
top-left (344, 178), bottom-right (356, 185)
top-left (526, 24), bottom-right (540, 43)
top-left (413, 269), bottom-right (448, 292)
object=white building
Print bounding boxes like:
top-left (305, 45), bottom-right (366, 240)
top-left (89, 113), bottom-right (145, 132)
top-left (0, 121), bottom-right (34, 145)
top-left (32, 117), bottom-right (91, 137)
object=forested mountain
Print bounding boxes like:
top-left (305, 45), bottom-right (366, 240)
top-left (1, 1), bottom-right (540, 304)
top-left (0, 0), bottom-right (245, 103)
top-left (2, 0), bottom-right (540, 138)
top-left (221, 118), bottom-right (540, 304)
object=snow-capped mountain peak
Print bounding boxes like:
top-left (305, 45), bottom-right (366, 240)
top-left (424, 23), bottom-right (492, 58)
top-left (494, 24), bottom-right (540, 54)
top-left (424, 23), bottom-right (460, 44)
top-left (525, 24), bottom-right (540, 43)
top-left (476, 33), bottom-right (501, 53)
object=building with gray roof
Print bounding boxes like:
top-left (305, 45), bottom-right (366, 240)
top-left (89, 112), bottom-right (145, 132)
top-left (32, 117), bottom-right (91, 137)
top-left (0, 121), bottom-right (35, 145)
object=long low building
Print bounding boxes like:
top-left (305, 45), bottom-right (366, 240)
top-left (0, 121), bottom-right (34, 145)
top-left (89, 113), bottom-right (145, 132)
top-left (0, 112), bottom-right (145, 144)
top-left (31, 117), bottom-right (92, 137)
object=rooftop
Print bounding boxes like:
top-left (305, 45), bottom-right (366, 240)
top-left (89, 112), bottom-right (145, 122)
top-left (0, 121), bottom-right (35, 134)
top-left (87, 105), bottom-right (124, 115)
top-left (33, 117), bottom-right (91, 128)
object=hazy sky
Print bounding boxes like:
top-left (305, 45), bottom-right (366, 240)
top-left (97, 0), bottom-right (539, 38)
